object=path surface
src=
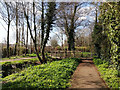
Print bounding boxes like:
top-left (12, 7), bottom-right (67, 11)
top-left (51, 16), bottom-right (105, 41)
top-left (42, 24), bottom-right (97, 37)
top-left (69, 60), bottom-right (107, 88)
top-left (0, 57), bottom-right (37, 62)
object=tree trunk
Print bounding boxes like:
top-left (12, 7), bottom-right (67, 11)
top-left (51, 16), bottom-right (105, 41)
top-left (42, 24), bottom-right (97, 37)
top-left (7, 22), bottom-right (10, 58)
top-left (40, 1), bottom-right (45, 50)
top-left (30, 38), bottom-right (32, 54)
top-left (22, 18), bottom-right (25, 47)
top-left (24, 1), bottom-right (43, 64)
top-left (14, 2), bottom-right (18, 55)
top-left (38, 31), bottom-right (40, 52)
top-left (18, 28), bottom-right (21, 56)
top-left (34, 39), bottom-right (43, 64)
top-left (67, 4), bottom-right (77, 51)
top-left (41, 45), bottom-right (46, 63)
top-left (25, 3), bottom-right (29, 55)
top-left (67, 32), bottom-right (75, 51)
top-left (7, 6), bottom-right (10, 58)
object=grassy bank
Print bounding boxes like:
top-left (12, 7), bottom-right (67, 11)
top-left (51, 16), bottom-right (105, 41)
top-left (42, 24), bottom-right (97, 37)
top-left (2, 58), bottom-right (81, 89)
top-left (2, 54), bottom-right (37, 60)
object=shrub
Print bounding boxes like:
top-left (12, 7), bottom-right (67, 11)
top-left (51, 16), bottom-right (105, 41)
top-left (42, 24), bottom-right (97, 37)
top-left (2, 47), bottom-right (7, 58)
top-left (2, 46), bottom-right (28, 58)
top-left (2, 47), bottom-right (14, 58)
top-left (75, 47), bottom-right (90, 52)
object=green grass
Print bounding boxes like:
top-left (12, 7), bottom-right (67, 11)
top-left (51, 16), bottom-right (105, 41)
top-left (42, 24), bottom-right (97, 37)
top-left (2, 53), bottom-right (37, 60)
top-left (93, 58), bottom-right (120, 88)
top-left (0, 58), bottom-right (38, 65)
top-left (80, 52), bottom-right (91, 54)
top-left (2, 56), bottom-right (23, 60)
top-left (2, 58), bottom-right (81, 89)
top-left (25, 54), bottom-right (37, 57)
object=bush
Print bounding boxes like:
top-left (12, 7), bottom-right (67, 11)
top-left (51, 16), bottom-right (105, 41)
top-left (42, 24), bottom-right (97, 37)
top-left (75, 47), bottom-right (90, 52)
top-left (2, 58), bottom-right (81, 89)
top-left (2, 47), bottom-right (7, 58)
top-left (93, 58), bottom-right (104, 65)
top-left (2, 46), bottom-right (28, 58)
top-left (2, 47), bottom-right (14, 58)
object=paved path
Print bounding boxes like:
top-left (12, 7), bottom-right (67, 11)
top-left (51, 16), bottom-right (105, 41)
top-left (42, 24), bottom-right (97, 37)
top-left (69, 60), bottom-right (108, 88)
top-left (0, 57), bottom-right (37, 62)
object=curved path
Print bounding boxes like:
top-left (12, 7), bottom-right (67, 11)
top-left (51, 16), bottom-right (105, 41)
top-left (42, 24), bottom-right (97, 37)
top-left (69, 60), bottom-right (108, 89)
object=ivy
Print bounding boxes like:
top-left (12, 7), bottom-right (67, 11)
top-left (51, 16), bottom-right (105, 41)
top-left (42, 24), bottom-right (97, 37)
top-left (93, 2), bottom-right (120, 88)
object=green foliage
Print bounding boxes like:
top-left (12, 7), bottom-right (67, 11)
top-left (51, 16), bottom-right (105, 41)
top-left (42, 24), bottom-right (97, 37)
top-left (93, 58), bottom-right (104, 65)
top-left (25, 53), bottom-right (37, 57)
top-left (93, 58), bottom-right (120, 88)
top-left (2, 58), bottom-right (80, 89)
top-left (93, 2), bottom-right (120, 83)
top-left (2, 47), bottom-right (15, 58)
top-left (92, 23), bottom-right (103, 58)
top-left (75, 47), bottom-right (90, 52)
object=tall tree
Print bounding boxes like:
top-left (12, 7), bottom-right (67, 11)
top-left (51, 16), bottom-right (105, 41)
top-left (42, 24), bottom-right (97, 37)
top-left (0, 2), bottom-right (15, 57)
top-left (56, 3), bottom-right (88, 51)
top-left (41, 2), bottom-right (56, 63)
top-left (24, 1), bottom-right (43, 64)
top-left (14, 2), bottom-right (18, 55)
top-left (25, 3), bottom-right (29, 55)
top-left (6, 2), bottom-right (10, 58)
top-left (40, 1), bottom-right (45, 50)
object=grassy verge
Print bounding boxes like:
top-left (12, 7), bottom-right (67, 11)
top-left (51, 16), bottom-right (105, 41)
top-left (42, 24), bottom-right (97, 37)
top-left (2, 54), bottom-right (37, 60)
top-left (2, 58), bottom-right (81, 89)
top-left (0, 58), bottom-right (38, 65)
top-left (93, 58), bottom-right (120, 88)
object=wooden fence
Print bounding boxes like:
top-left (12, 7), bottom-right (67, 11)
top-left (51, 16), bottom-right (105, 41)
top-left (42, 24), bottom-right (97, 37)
top-left (47, 50), bottom-right (94, 59)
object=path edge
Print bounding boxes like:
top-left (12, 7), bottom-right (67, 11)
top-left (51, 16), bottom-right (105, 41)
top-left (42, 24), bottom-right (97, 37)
top-left (92, 61), bottom-right (110, 89)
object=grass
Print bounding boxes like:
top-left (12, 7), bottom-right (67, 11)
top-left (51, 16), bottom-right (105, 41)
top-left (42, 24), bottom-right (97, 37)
top-left (2, 53), bottom-right (37, 60)
top-left (93, 58), bottom-right (120, 88)
top-left (2, 58), bottom-right (81, 89)
top-left (0, 58), bottom-right (38, 65)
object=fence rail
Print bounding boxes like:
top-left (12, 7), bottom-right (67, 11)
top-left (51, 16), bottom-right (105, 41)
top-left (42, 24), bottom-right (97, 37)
top-left (47, 51), bottom-right (94, 59)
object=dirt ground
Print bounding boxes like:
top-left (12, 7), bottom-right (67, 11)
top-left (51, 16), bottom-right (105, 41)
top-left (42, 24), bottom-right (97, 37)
top-left (69, 60), bottom-right (108, 89)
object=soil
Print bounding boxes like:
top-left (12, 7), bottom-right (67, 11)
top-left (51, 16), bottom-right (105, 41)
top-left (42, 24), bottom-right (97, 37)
top-left (69, 60), bottom-right (108, 89)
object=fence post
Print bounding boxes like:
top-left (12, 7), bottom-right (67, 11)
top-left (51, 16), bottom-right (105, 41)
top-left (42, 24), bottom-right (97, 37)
top-left (64, 49), bottom-right (67, 58)
top-left (73, 50), bottom-right (75, 58)
top-left (59, 50), bottom-right (61, 59)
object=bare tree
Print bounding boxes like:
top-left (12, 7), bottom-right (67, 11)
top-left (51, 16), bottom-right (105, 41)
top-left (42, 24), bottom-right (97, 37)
top-left (24, 1), bottom-right (43, 64)
top-left (0, 2), bottom-right (15, 57)
top-left (14, 2), bottom-right (18, 55)
top-left (56, 2), bottom-right (93, 51)
top-left (56, 3), bottom-right (82, 51)
top-left (25, 2), bottom-right (29, 55)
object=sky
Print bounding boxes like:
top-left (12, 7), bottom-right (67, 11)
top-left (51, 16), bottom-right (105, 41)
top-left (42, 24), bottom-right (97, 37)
top-left (0, 2), bottom-right (95, 46)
